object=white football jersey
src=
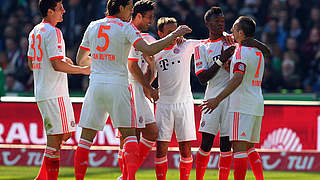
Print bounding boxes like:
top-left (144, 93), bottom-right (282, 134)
top-left (229, 45), bottom-right (264, 116)
top-left (194, 39), bottom-right (230, 99)
top-left (155, 40), bottom-right (202, 104)
top-left (128, 33), bottom-right (156, 82)
top-left (27, 21), bottom-right (69, 101)
top-left (80, 16), bottom-right (142, 85)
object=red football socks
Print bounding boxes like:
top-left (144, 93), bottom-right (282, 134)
top-left (35, 157), bottom-right (47, 180)
top-left (233, 152), bottom-right (248, 180)
top-left (74, 138), bottom-right (92, 180)
top-left (43, 146), bottom-right (60, 180)
top-left (123, 136), bottom-right (139, 180)
top-left (219, 151), bottom-right (232, 180)
top-left (179, 156), bottom-right (193, 180)
top-left (196, 148), bottom-right (210, 180)
top-left (155, 156), bottom-right (168, 180)
top-left (248, 148), bottom-right (264, 180)
top-left (136, 137), bottom-right (155, 170)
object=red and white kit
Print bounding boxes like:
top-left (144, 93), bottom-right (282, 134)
top-left (27, 21), bottom-right (75, 135)
top-left (128, 33), bottom-right (156, 128)
top-left (195, 38), bottom-right (230, 137)
top-left (78, 16), bottom-right (143, 130)
top-left (229, 45), bottom-right (265, 143)
top-left (155, 40), bottom-right (201, 142)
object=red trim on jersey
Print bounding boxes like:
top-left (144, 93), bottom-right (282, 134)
top-left (49, 56), bottom-right (64, 60)
top-left (42, 20), bottom-right (55, 27)
top-left (133, 37), bottom-right (143, 48)
top-left (233, 112), bottom-right (239, 141)
top-left (130, 23), bottom-right (139, 31)
top-left (141, 33), bottom-right (150, 36)
top-left (27, 56), bottom-right (34, 59)
top-left (195, 69), bottom-right (205, 76)
top-left (233, 62), bottom-right (246, 73)
top-left (196, 61), bottom-right (203, 66)
top-left (164, 43), bottom-right (176, 50)
top-left (106, 16), bottom-right (117, 19)
top-left (236, 46), bottom-right (242, 60)
top-left (80, 46), bottom-right (90, 51)
top-left (128, 58), bottom-right (139, 61)
top-left (58, 97), bottom-right (69, 133)
top-left (194, 46), bottom-right (200, 60)
top-left (207, 38), bottom-right (221, 43)
top-left (54, 28), bottom-right (62, 44)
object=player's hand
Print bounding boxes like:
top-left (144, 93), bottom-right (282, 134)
top-left (221, 32), bottom-right (235, 45)
top-left (82, 66), bottom-right (91, 75)
top-left (143, 86), bottom-right (159, 103)
top-left (241, 37), bottom-right (271, 57)
top-left (176, 36), bottom-right (186, 46)
top-left (200, 98), bottom-right (220, 114)
top-left (65, 57), bottom-right (74, 65)
top-left (220, 46), bottom-right (235, 63)
top-left (142, 54), bottom-right (155, 65)
top-left (172, 25), bottom-right (192, 38)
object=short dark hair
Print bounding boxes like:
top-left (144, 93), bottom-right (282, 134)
top-left (236, 16), bottom-right (256, 37)
top-left (39, 0), bottom-right (62, 18)
top-left (132, 0), bottom-right (155, 19)
top-left (157, 17), bottom-right (177, 32)
top-left (106, 0), bottom-right (131, 16)
top-left (204, 6), bottom-right (224, 23)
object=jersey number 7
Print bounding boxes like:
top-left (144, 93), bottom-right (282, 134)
top-left (255, 51), bottom-right (262, 78)
top-left (96, 25), bottom-right (111, 52)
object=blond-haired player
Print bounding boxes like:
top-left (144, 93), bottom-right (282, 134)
top-left (27, 0), bottom-right (90, 179)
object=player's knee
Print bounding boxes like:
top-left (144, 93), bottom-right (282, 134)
top-left (220, 136), bottom-right (231, 152)
top-left (200, 132), bottom-right (215, 152)
top-left (142, 123), bottom-right (158, 141)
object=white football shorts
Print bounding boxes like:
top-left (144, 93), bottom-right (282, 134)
top-left (79, 83), bottom-right (136, 131)
top-left (37, 96), bottom-right (76, 135)
top-left (229, 112), bottom-right (262, 143)
top-left (156, 101), bottom-right (196, 142)
top-left (198, 97), bottom-right (230, 136)
top-left (130, 82), bottom-right (155, 128)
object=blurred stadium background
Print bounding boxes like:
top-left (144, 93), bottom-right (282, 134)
top-left (1, 0), bottom-right (320, 179)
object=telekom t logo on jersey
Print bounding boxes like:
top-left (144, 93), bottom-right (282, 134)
top-left (159, 58), bottom-right (182, 71)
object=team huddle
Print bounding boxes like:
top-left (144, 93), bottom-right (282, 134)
top-left (27, 0), bottom-right (270, 180)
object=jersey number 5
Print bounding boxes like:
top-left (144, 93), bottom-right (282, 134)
top-left (30, 34), bottom-right (43, 62)
top-left (96, 25), bottom-right (111, 52)
top-left (255, 51), bottom-right (262, 78)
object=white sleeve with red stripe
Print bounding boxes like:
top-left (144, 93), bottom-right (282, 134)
top-left (125, 23), bottom-right (143, 48)
top-left (27, 30), bottom-right (34, 59)
top-left (194, 45), bottom-right (208, 76)
top-left (233, 46), bottom-right (247, 72)
top-left (79, 23), bottom-right (91, 51)
top-left (128, 46), bottom-right (139, 62)
top-left (46, 28), bottom-right (65, 60)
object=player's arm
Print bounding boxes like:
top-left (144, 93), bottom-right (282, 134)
top-left (128, 60), bottom-right (158, 102)
top-left (143, 55), bottom-right (155, 84)
top-left (51, 57), bottom-right (90, 75)
top-left (134, 25), bottom-right (192, 56)
top-left (201, 71), bottom-right (244, 114)
top-left (27, 58), bottom-right (33, 71)
top-left (242, 38), bottom-right (271, 57)
top-left (76, 48), bottom-right (92, 67)
top-left (197, 46), bottom-right (235, 84)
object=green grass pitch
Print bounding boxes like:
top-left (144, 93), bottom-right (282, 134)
top-left (1, 166), bottom-right (320, 179)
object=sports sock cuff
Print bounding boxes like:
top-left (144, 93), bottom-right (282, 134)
top-left (198, 148), bottom-right (210, 156)
top-left (44, 146), bottom-right (60, 158)
top-left (180, 156), bottom-right (193, 163)
top-left (220, 151), bottom-right (233, 157)
top-left (78, 138), bottom-right (93, 150)
top-left (247, 148), bottom-right (256, 155)
top-left (124, 136), bottom-right (138, 145)
top-left (140, 137), bottom-right (155, 148)
top-left (155, 156), bottom-right (168, 164)
top-left (234, 152), bottom-right (248, 159)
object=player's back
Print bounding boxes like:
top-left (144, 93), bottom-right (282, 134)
top-left (230, 46), bottom-right (264, 116)
top-left (80, 16), bottom-right (142, 85)
top-left (27, 21), bottom-right (68, 101)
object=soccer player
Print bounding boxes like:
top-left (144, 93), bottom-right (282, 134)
top-left (74, 0), bottom-right (191, 179)
top-left (201, 16), bottom-right (266, 180)
top-left (153, 17), bottom-right (203, 180)
top-left (118, 0), bottom-right (158, 179)
top-left (27, 0), bottom-right (90, 180)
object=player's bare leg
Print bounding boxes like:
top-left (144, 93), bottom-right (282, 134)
top-left (247, 143), bottom-right (264, 180)
top-left (74, 128), bottom-right (97, 180)
top-left (155, 141), bottom-right (169, 180)
top-left (119, 127), bottom-right (139, 180)
top-left (232, 141), bottom-right (250, 180)
top-left (35, 134), bottom-right (67, 180)
top-left (178, 141), bottom-right (193, 180)
top-left (137, 122), bottom-right (158, 169)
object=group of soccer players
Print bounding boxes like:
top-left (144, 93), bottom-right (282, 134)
top-left (27, 0), bottom-right (270, 180)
